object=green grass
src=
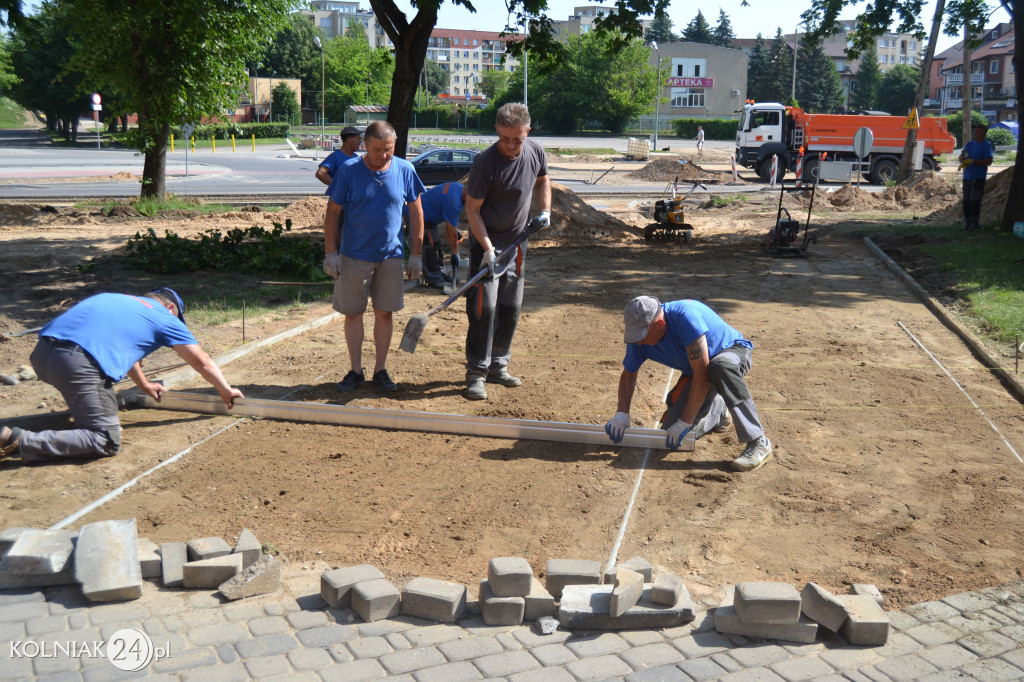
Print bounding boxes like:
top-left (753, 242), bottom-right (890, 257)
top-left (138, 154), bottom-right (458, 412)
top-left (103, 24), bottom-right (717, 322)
top-left (546, 147), bottom-right (617, 156)
top-left (75, 197), bottom-right (238, 215)
top-left (0, 98), bottom-right (27, 128)
top-left (710, 194), bottom-right (748, 207)
top-left (185, 287), bottom-right (332, 327)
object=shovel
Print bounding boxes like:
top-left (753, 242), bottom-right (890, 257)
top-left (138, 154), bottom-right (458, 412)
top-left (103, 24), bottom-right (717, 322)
top-left (400, 216), bottom-right (544, 354)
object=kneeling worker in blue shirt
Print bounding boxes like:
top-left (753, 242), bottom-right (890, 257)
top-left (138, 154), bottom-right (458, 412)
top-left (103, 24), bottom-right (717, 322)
top-left (0, 289), bottom-right (244, 463)
top-left (604, 296), bottom-right (773, 472)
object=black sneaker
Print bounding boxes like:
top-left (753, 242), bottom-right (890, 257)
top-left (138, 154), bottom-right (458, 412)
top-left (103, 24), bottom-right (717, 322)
top-left (373, 369), bottom-right (398, 392)
top-left (336, 370), bottom-right (364, 392)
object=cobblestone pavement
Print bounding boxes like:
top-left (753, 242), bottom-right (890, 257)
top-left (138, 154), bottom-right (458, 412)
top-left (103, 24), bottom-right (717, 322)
top-left (2, 576), bottom-right (1024, 681)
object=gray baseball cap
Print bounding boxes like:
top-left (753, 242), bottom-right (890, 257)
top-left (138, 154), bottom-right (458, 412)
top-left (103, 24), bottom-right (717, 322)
top-left (340, 126), bottom-right (363, 138)
top-left (623, 296), bottom-right (660, 344)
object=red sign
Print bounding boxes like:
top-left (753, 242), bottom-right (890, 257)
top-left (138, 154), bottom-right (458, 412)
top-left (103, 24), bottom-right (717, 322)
top-left (666, 77), bottom-right (714, 88)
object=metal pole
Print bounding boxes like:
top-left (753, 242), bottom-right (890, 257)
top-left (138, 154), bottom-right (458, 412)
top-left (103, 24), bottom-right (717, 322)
top-left (650, 41), bottom-right (661, 152)
top-left (791, 24), bottom-right (798, 102)
top-left (523, 19), bottom-right (528, 105)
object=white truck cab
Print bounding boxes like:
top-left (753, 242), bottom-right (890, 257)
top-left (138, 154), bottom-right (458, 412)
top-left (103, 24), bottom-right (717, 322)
top-left (735, 103), bottom-right (791, 181)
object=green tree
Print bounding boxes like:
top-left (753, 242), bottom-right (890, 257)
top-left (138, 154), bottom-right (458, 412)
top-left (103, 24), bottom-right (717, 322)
top-left (323, 34), bottom-right (394, 119)
top-left (645, 11), bottom-right (676, 44)
top-left (272, 82), bottom-right (300, 125)
top-left (479, 69), bottom-right (511, 101)
top-left (944, 109), bottom-right (988, 146)
top-left (850, 46), bottom-right (880, 110)
top-left (261, 13), bottom-right (324, 102)
top-left (795, 36), bottom-right (842, 112)
top-left (682, 10), bottom-right (714, 44)
top-left (745, 33), bottom-right (773, 102)
top-left (66, 0), bottom-right (293, 198)
top-left (0, 0), bottom-right (24, 28)
top-left (0, 33), bottom-right (18, 96)
top-left (759, 28), bottom-right (793, 102)
top-left (712, 9), bottom-right (736, 48)
top-left (877, 64), bottom-right (919, 115)
top-left (346, 17), bottom-right (367, 39)
top-left (421, 58), bottom-right (449, 98)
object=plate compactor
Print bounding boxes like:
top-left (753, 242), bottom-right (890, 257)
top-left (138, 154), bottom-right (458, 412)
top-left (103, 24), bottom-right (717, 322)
top-left (761, 180), bottom-right (818, 257)
top-left (644, 180), bottom-right (706, 243)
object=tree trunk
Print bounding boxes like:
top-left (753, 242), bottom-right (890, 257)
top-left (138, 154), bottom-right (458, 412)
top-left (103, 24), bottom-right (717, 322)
top-left (961, 23), bottom-right (972, 146)
top-left (1002, 12), bottom-right (1023, 229)
top-left (140, 120), bottom-right (169, 199)
top-left (895, 0), bottom-right (944, 183)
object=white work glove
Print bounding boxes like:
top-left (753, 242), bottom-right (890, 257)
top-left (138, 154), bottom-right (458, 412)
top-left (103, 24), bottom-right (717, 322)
top-left (605, 412), bottom-right (630, 444)
top-left (323, 252), bottom-right (342, 279)
top-left (406, 254), bottom-right (423, 281)
top-left (536, 210), bottom-right (551, 228)
top-left (481, 248), bottom-right (496, 275)
top-left (665, 419), bottom-right (693, 450)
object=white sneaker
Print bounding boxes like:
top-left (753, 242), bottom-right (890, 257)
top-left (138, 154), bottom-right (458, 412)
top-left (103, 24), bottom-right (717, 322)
top-left (732, 436), bottom-right (772, 472)
top-left (692, 414), bottom-right (731, 440)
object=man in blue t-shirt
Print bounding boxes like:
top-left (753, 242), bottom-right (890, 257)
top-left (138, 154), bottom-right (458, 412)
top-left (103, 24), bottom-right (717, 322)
top-left (604, 296), bottom-right (773, 472)
top-left (959, 124), bottom-right (994, 230)
top-left (323, 121), bottom-right (425, 393)
top-left (0, 289), bottom-right (244, 464)
top-left (315, 126), bottom-right (363, 187)
top-left (414, 181), bottom-right (465, 288)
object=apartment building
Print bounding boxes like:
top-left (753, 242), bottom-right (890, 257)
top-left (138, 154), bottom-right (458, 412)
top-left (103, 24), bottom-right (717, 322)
top-left (933, 23), bottom-right (1016, 123)
top-left (550, 4), bottom-right (652, 40)
top-left (427, 29), bottom-right (521, 99)
top-left (650, 42), bottom-right (748, 121)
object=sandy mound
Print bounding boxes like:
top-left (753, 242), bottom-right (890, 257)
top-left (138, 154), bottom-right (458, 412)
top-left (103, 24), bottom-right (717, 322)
top-left (628, 157), bottom-right (733, 184)
top-left (272, 196), bottom-right (328, 230)
top-left (530, 182), bottom-right (641, 244)
top-left (924, 166), bottom-right (1013, 226)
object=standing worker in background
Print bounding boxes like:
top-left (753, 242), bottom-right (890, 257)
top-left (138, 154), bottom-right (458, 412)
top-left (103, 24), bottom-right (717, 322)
top-left (695, 126), bottom-right (705, 158)
top-left (604, 296), bottom-right (773, 472)
top-left (316, 126), bottom-right (363, 186)
top-left (463, 102), bottom-right (551, 401)
top-left (0, 289), bottom-right (243, 464)
top-left (322, 121), bottom-right (425, 393)
top-left (959, 124), bottom-right (994, 231)
top-left (408, 181), bottom-right (465, 289)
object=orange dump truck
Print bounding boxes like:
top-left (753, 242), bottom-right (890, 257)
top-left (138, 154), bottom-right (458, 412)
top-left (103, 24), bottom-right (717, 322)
top-left (734, 103), bottom-right (956, 184)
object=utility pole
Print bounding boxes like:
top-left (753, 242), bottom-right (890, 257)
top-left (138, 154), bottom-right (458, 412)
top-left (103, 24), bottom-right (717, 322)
top-left (791, 24), bottom-right (798, 102)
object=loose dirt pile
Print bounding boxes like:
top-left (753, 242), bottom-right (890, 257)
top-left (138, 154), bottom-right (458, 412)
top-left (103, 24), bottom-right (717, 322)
top-left (271, 196), bottom-right (328, 230)
top-left (533, 182), bottom-right (642, 244)
top-left (628, 157), bottom-right (733, 184)
top-left (924, 165), bottom-right (1014, 226)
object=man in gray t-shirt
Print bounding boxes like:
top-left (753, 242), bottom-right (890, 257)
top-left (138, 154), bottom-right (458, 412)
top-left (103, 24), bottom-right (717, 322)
top-left (463, 102), bottom-right (551, 401)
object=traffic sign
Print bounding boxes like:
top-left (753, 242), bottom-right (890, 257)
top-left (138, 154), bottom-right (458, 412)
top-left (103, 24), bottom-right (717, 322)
top-left (853, 127), bottom-right (874, 158)
top-left (91, 92), bottom-right (101, 105)
top-left (902, 107), bottom-right (919, 130)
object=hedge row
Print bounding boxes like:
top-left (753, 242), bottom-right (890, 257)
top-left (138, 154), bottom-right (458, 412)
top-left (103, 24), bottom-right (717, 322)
top-left (171, 122), bottom-right (290, 140)
top-left (671, 118), bottom-right (739, 140)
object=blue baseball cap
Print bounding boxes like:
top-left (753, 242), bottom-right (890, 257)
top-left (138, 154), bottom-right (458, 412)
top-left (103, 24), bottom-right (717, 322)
top-left (150, 287), bottom-right (186, 324)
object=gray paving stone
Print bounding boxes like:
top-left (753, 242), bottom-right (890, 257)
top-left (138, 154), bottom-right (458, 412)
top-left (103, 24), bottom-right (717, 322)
top-left (438, 635), bottom-right (503, 661)
top-left (768, 655), bottom-right (837, 681)
top-left (152, 647), bottom-right (220, 673)
top-left (404, 623), bottom-right (466, 647)
top-left (496, 630), bottom-right (524, 650)
top-left (179, 662), bottom-right (249, 682)
top-left (248, 615), bottom-right (289, 637)
top-left (677, 656), bottom-right (730, 681)
top-left (710, 651), bottom-right (745, 673)
top-left (327, 642), bottom-right (354, 663)
top-left (319, 657), bottom-right (387, 680)
top-left (717, 668), bottom-right (787, 682)
top-left (545, 559), bottom-right (602, 599)
top-left (216, 643), bottom-right (239, 663)
top-left (295, 623), bottom-right (357, 647)
top-left (88, 604), bottom-right (149, 627)
top-left (31, 654), bottom-right (81, 676)
top-left (801, 583), bottom-right (848, 632)
top-left (716, 605), bottom-right (818, 644)
top-left (565, 632), bottom-right (629, 658)
top-left (872, 653), bottom-right (939, 681)
top-left (886, 611), bottom-right (920, 631)
top-left (402, 577), bottom-right (467, 624)
top-left (357, 618), bottom-right (416, 637)
top-left (727, 643), bottom-right (791, 668)
top-left (873, 631), bottom-right (922, 657)
top-left (180, 609), bottom-right (223, 629)
top-left (287, 648), bottom-right (333, 671)
top-left (624, 665), bottom-right (691, 682)
top-left (26, 614), bottom-right (68, 636)
top-left (669, 629), bottom-right (731, 657)
top-left (232, 528), bottom-right (261, 569)
top-left (618, 642), bottom-right (685, 670)
top-left (984, 609), bottom-right (1018, 626)
top-left (565, 653), bottom-right (634, 680)
top-left (904, 621), bottom-right (961, 646)
top-left (285, 609), bottom-right (329, 630)
top-left (244, 654), bottom-right (291, 678)
top-left (621, 630), bottom-right (665, 647)
top-left (472, 649), bottom-right (541, 677)
top-left (959, 657), bottom-right (1024, 681)
top-left (347, 635), bottom-right (394, 659)
top-left (159, 542), bottom-right (186, 588)
top-left (387, 631), bottom-right (414, 650)
top-left (0, 599), bottom-right (49, 622)
top-left (233, 633), bottom-right (299, 659)
top-left (511, 625), bottom-right (571, 648)
top-left (523, 578), bottom-right (556, 622)
top-left (735, 582), bottom-right (802, 624)
top-left (0, 656), bottom-right (34, 679)
top-left (817, 646), bottom-right (882, 671)
top-left (941, 591), bottom-right (997, 613)
top-left (68, 613), bottom-right (90, 630)
top-left (352, 578), bottom-right (401, 622)
top-left (948, 612), bottom-right (1000, 634)
top-left (186, 537), bottom-right (231, 561)
top-left (488, 557), bottom-right (533, 598)
top-left (998, 622), bottom-right (1024, 643)
top-left (412, 660), bottom-right (484, 682)
top-left (321, 565), bottom-right (385, 609)
top-left (219, 555), bottom-right (281, 601)
top-left (40, 672), bottom-right (85, 682)
top-left (0, 620), bottom-right (25, 640)
top-left (509, 667), bottom-right (576, 682)
top-left (902, 601), bottom-right (960, 623)
top-left (958, 628), bottom-right (1017, 657)
top-left (1000, 646), bottom-right (1024, 670)
top-left (378, 646), bottom-right (447, 675)
top-left (918, 642), bottom-right (980, 670)
top-left (837, 595), bottom-right (890, 646)
top-left (75, 519), bottom-right (142, 602)
top-left (186, 622), bottom-right (249, 646)
top-left (2, 528), bottom-right (77, 574)
top-left (528, 642), bottom-right (577, 666)
top-left (182, 554), bottom-right (242, 589)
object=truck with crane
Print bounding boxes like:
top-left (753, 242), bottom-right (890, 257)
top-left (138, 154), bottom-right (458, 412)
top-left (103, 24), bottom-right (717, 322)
top-left (734, 102), bottom-right (957, 184)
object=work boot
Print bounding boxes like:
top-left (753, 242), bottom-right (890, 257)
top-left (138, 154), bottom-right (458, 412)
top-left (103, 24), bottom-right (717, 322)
top-left (0, 426), bottom-right (22, 461)
top-left (486, 368), bottom-right (522, 387)
top-left (373, 369), bottom-right (398, 392)
top-left (731, 436), bottom-right (773, 472)
top-left (466, 378), bottom-right (487, 401)
top-left (336, 370), bottom-right (364, 392)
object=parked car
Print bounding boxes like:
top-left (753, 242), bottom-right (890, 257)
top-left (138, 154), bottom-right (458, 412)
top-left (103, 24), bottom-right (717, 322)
top-left (409, 147), bottom-right (479, 185)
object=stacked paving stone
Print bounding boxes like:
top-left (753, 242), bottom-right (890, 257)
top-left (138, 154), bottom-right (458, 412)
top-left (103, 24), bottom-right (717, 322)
top-left (716, 580), bottom-right (891, 646)
top-left (0, 522), bottom-right (279, 603)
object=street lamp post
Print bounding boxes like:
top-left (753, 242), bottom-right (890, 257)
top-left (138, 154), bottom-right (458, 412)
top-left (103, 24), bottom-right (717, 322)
top-left (314, 37), bottom-right (324, 162)
top-left (253, 64), bottom-right (259, 123)
top-left (269, 70), bottom-right (276, 123)
top-left (650, 41), bottom-right (662, 151)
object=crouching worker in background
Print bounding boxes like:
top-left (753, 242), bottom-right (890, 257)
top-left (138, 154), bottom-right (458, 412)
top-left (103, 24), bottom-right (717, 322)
top-left (0, 289), bottom-right (244, 463)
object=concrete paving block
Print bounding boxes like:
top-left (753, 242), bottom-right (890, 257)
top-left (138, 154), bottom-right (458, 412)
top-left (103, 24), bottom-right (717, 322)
top-left (182, 553), bottom-right (243, 589)
top-left (651, 572), bottom-right (686, 607)
top-left (352, 578), bottom-right (400, 622)
top-left (401, 577), bottom-right (466, 623)
top-left (603, 555), bottom-right (654, 584)
top-left (0, 529), bottom-right (77, 574)
top-left (852, 583), bottom-right (885, 609)
top-left (610, 568), bottom-right (644, 617)
top-left (218, 555), bottom-right (281, 601)
top-left (0, 563), bottom-right (77, 589)
top-left (734, 582), bottom-right (802, 624)
top-left (480, 578), bottom-right (524, 626)
top-left (75, 519), bottom-right (143, 602)
top-left (801, 582), bottom-right (848, 632)
top-left (138, 538), bottom-right (161, 579)
top-left (558, 583), bottom-right (695, 630)
top-left (0, 527), bottom-right (35, 557)
top-left (524, 577), bottom-right (556, 621)
top-left (186, 536), bottom-right (231, 561)
top-left (545, 558), bottom-right (601, 599)
top-left (321, 564), bottom-right (384, 608)
top-left (714, 605), bottom-right (819, 644)
top-left (838, 594), bottom-right (890, 646)
top-left (233, 528), bottom-right (261, 569)
top-left (488, 557), bottom-right (533, 597)
top-left (160, 542), bottom-right (187, 588)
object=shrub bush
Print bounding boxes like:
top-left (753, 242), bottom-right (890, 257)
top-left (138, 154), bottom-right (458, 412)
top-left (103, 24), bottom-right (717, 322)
top-left (987, 127), bottom-right (1016, 147)
top-left (671, 118), bottom-right (739, 141)
top-left (172, 122), bottom-right (289, 140)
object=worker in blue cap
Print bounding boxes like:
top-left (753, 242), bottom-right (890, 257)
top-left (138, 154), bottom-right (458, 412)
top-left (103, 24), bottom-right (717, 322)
top-left (0, 289), bottom-right (243, 463)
